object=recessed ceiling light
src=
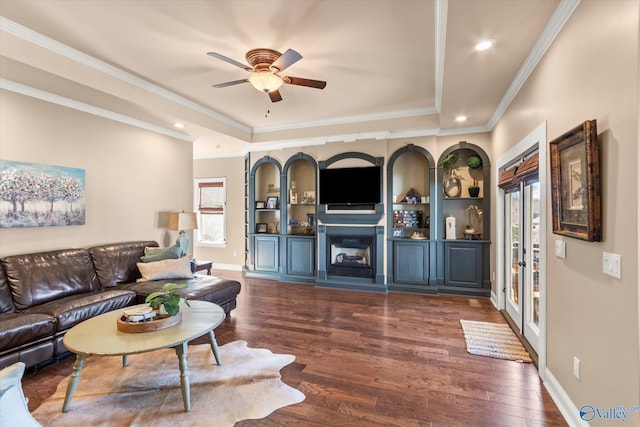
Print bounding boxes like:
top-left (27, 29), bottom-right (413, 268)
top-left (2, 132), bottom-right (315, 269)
top-left (173, 122), bottom-right (185, 129)
top-left (475, 40), bottom-right (494, 51)
top-left (455, 115), bottom-right (467, 122)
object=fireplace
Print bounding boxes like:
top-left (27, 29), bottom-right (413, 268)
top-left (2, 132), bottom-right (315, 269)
top-left (327, 235), bottom-right (374, 278)
top-left (317, 225), bottom-right (385, 292)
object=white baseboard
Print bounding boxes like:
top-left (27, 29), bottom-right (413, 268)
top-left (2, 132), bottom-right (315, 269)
top-left (490, 291), bottom-right (498, 309)
top-left (211, 263), bottom-right (242, 272)
top-left (543, 368), bottom-right (588, 427)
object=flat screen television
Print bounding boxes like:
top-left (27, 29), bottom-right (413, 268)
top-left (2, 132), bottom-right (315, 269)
top-left (319, 166), bottom-right (381, 206)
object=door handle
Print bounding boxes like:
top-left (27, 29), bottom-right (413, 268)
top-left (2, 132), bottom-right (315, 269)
top-left (518, 261), bottom-right (526, 267)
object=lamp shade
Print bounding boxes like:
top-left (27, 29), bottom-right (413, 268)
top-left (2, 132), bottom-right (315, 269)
top-left (167, 212), bottom-right (198, 231)
top-left (248, 72), bottom-right (284, 93)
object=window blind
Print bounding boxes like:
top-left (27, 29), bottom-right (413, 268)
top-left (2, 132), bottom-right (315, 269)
top-left (198, 181), bottom-right (224, 214)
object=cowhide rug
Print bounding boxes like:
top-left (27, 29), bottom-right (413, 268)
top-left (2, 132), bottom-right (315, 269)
top-left (32, 340), bottom-right (304, 426)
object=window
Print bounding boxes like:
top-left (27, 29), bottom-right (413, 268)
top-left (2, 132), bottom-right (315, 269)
top-left (194, 178), bottom-right (226, 246)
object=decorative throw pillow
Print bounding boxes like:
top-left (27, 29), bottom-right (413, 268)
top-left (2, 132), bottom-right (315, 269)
top-left (0, 362), bottom-right (42, 427)
top-left (140, 244), bottom-right (181, 263)
top-left (136, 256), bottom-right (194, 282)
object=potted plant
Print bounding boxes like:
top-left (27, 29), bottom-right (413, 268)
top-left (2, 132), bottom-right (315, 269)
top-left (468, 179), bottom-right (480, 197)
top-left (145, 283), bottom-right (190, 316)
top-left (438, 152), bottom-right (460, 176)
top-left (467, 155), bottom-right (482, 169)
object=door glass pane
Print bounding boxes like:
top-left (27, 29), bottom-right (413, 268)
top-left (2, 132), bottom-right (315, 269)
top-left (528, 182), bottom-right (540, 328)
top-left (509, 191), bottom-right (520, 305)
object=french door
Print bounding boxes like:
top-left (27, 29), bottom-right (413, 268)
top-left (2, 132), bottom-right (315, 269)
top-left (504, 180), bottom-right (541, 353)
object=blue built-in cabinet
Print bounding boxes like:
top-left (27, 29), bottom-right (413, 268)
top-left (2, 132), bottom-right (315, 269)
top-left (244, 145), bottom-right (491, 296)
top-left (244, 156), bottom-right (283, 280)
top-left (386, 144), bottom-right (438, 294)
top-left (244, 153), bottom-right (317, 283)
top-left (254, 235), bottom-right (279, 272)
top-left (285, 236), bottom-right (315, 277)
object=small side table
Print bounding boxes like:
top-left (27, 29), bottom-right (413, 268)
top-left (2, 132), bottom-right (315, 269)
top-left (194, 260), bottom-right (213, 275)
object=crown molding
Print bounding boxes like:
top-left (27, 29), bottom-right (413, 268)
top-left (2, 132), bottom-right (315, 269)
top-left (252, 107), bottom-right (438, 134)
top-left (0, 16), bottom-right (251, 134)
top-left (486, 0), bottom-right (580, 130)
top-left (1, 78), bottom-right (196, 142)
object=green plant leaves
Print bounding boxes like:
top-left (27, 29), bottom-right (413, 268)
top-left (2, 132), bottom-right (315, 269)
top-left (144, 283), bottom-right (190, 316)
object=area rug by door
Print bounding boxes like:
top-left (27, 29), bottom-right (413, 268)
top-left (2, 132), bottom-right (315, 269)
top-left (460, 320), bottom-right (532, 363)
top-left (32, 340), bottom-right (305, 426)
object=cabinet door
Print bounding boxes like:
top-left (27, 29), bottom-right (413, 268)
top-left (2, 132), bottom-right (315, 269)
top-left (393, 241), bottom-right (429, 285)
top-left (444, 242), bottom-right (482, 288)
top-left (287, 237), bottom-right (315, 276)
top-left (255, 235), bottom-right (279, 272)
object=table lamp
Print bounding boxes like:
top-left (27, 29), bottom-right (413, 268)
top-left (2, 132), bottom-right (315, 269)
top-left (167, 212), bottom-right (198, 256)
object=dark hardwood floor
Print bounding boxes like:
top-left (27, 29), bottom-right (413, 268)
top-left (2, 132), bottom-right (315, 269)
top-left (22, 272), bottom-right (567, 426)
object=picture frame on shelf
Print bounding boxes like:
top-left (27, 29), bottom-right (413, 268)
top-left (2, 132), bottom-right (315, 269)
top-left (302, 191), bottom-right (315, 204)
top-left (255, 223), bottom-right (268, 233)
top-left (266, 196), bottom-right (278, 209)
top-left (550, 119), bottom-right (601, 241)
top-left (392, 228), bottom-right (403, 238)
top-left (255, 201), bottom-right (265, 209)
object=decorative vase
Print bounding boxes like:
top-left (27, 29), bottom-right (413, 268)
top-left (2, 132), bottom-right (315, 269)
top-left (468, 187), bottom-right (480, 197)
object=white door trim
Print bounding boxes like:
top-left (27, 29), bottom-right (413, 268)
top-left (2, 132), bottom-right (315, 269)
top-left (495, 121), bottom-right (547, 378)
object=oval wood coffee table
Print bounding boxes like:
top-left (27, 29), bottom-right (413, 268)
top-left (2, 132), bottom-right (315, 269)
top-left (62, 300), bottom-right (225, 412)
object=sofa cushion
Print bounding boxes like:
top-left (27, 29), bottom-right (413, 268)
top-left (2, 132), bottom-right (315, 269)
top-left (22, 289), bottom-right (136, 331)
top-left (140, 244), bottom-right (181, 263)
top-left (89, 241), bottom-right (158, 288)
top-left (136, 257), bottom-right (193, 282)
top-left (0, 268), bottom-right (16, 314)
top-left (123, 275), bottom-right (241, 307)
top-left (2, 249), bottom-right (101, 311)
top-left (0, 313), bottom-right (56, 351)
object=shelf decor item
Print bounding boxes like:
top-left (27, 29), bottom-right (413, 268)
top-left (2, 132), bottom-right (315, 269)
top-left (256, 223), bottom-right (268, 233)
top-left (440, 152), bottom-right (462, 198)
top-left (467, 155), bottom-right (482, 169)
top-left (266, 196), bottom-right (278, 209)
top-left (468, 179), bottom-right (480, 197)
top-left (550, 120), bottom-right (601, 241)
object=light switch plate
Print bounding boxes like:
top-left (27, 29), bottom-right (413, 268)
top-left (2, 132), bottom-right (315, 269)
top-left (603, 252), bottom-right (622, 278)
top-left (555, 240), bottom-right (566, 259)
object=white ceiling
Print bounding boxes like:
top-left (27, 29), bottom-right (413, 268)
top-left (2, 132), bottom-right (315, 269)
top-left (0, 0), bottom-right (567, 158)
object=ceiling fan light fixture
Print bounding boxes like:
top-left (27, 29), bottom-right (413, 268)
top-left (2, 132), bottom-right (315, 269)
top-left (248, 71), bottom-right (283, 93)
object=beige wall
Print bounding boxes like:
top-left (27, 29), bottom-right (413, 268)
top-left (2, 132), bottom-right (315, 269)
top-left (0, 90), bottom-right (194, 257)
top-left (492, 0), bottom-right (639, 422)
top-left (193, 156), bottom-right (245, 267)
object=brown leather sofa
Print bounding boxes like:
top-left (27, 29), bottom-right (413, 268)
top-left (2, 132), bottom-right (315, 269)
top-left (0, 241), bottom-right (241, 370)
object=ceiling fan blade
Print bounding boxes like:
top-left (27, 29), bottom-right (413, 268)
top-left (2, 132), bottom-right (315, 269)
top-left (212, 79), bottom-right (248, 88)
top-left (283, 76), bottom-right (327, 89)
top-left (270, 49), bottom-right (302, 72)
top-left (207, 52), bottom-right (253, 71)
top-left (269, 90), bottom-right (283, 102)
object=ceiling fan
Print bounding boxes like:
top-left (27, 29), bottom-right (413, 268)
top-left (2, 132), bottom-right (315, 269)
top-left (207, 48), bottom-right (327, 102)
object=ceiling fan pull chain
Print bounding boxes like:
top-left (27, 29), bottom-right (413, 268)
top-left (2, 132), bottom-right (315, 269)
top-left (265, 95), bottom-right (271, 118)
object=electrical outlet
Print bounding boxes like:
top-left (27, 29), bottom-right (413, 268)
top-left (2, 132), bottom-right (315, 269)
top-left (233, 251), bottom-right (237, 257)
top-left (573, 357), bottom-right (580, 379)
top-left (603, 252), bottom-right (622, 278)
top-left (555, 240), bottom-right (566, 259)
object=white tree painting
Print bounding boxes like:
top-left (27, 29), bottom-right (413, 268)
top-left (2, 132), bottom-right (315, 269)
top-left (0, 160), bottom-right (86, 228)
